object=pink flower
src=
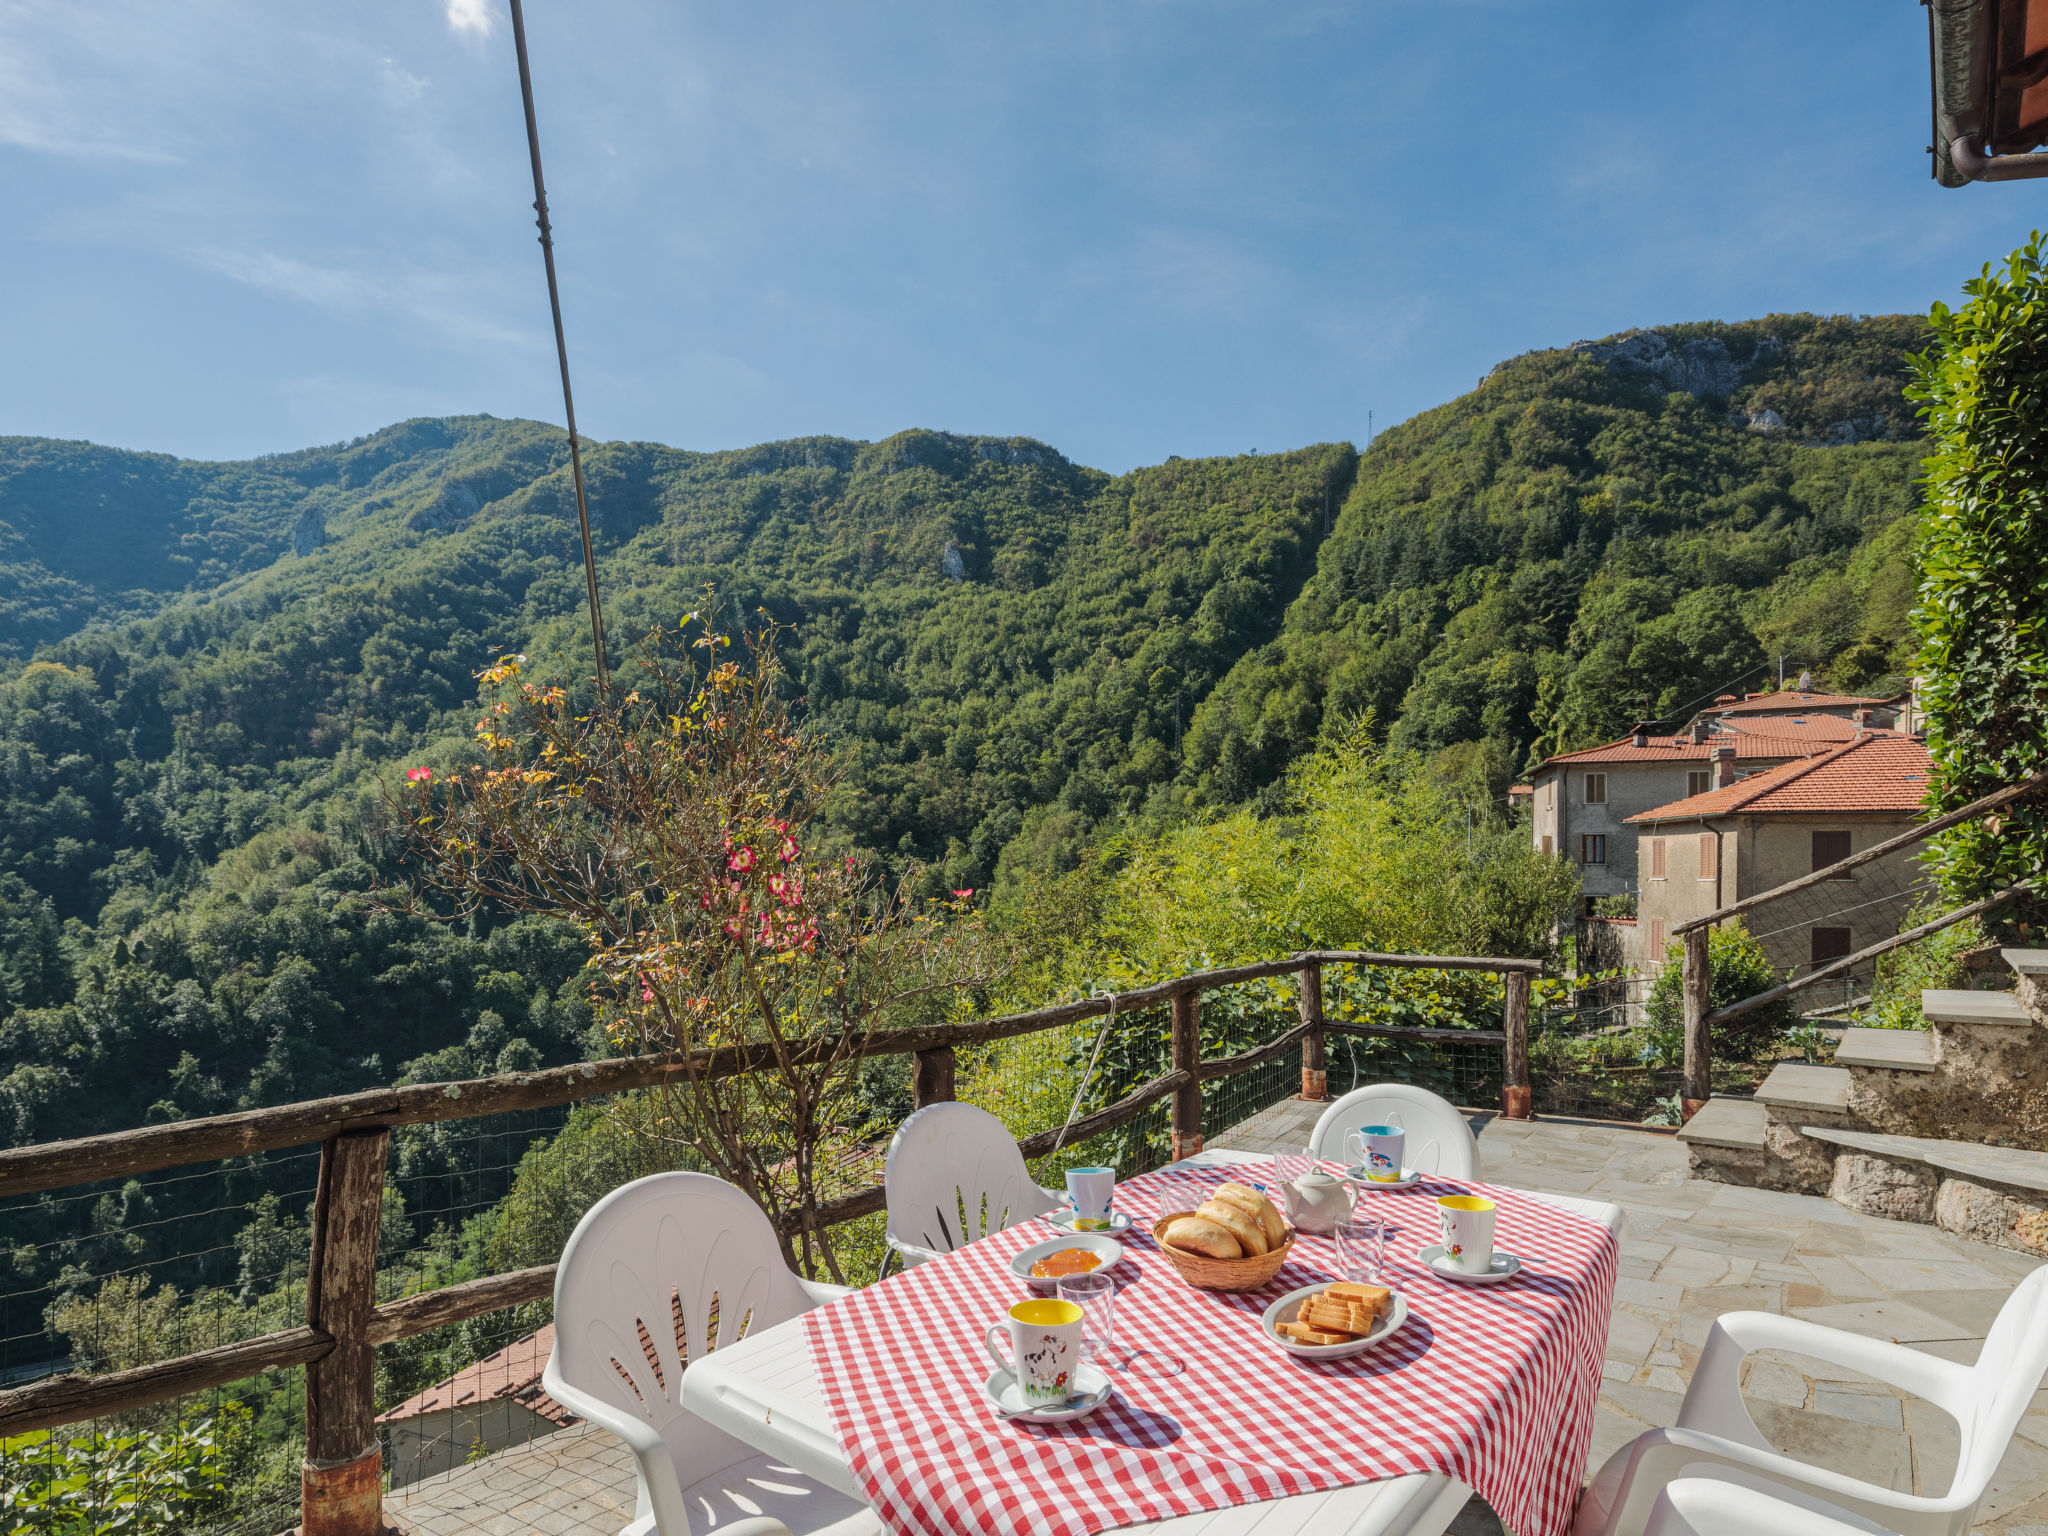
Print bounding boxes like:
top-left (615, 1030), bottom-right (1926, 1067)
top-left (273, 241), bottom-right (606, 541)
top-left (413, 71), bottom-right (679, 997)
top-left (406, 766), bottom-right (433, 783)
top-left (641, 983), bottom-right (655, 1003)
top-left (699, 892), bottom-right (714, 909)
top-left (779, 836), bottom-right (799, 863)
top-left (728, 846), bottom-right (756, 874)
top-left (952, 888), bottom-right (975, 900)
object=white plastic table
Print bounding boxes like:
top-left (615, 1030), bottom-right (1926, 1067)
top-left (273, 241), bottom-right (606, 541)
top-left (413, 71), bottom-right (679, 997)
top-left (680, 1149), bottom-right (1624, 1536)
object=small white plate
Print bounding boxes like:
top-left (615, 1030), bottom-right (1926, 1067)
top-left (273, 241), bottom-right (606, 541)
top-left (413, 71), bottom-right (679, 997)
top-left (1008, 1233), bottom-right (1125, 1292)
top-left (1341, 1165), bottom-right (1422, 1192)
top-left (1045, 1209), bottom-right (1134, 1238)
top-left (983, 1360), bottom-right (1114, 1423)
top-left (1260, 1283), bottom-right (1411, 1360)
top-left (1416, 1243), bottom-right (1523, 1285)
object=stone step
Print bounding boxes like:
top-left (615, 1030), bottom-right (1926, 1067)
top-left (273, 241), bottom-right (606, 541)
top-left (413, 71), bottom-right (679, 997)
top-left (1837, 1026), bottom-right (1939, 1072)
top-left (1799, 1125), bottom-right (2048, 1194)
top-left (2003, 948), bottom-right (2048, 976)
top-left (1921, 988), bottom-right (2033, 1026)
top-left (1754, 1062), bottom-right (1851, 1116)
top-left (1676, 1095), bottom-right (1766, 1151)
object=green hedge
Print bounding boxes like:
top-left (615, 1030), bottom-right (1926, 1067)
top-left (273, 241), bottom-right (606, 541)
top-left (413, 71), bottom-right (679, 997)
top-left (1909, 233), bottom-right (2048, 926)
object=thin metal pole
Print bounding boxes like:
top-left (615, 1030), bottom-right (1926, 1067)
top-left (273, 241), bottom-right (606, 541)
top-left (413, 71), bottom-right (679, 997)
top-left (507, 0), bottom-right (610, 697)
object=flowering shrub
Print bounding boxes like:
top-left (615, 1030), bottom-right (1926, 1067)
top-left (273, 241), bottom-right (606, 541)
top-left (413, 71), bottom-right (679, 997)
top-left (394, 617), bottom-right (1002, 1276)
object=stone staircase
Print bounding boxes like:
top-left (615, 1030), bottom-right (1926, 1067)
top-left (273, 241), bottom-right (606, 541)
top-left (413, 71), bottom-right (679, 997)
top-left (1678, 949), bottom-right (2048, 1256)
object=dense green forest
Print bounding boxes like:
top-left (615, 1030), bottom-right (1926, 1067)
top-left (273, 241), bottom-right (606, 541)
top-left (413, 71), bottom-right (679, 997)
top-left (0, 312), bottom-right (1937, 1383)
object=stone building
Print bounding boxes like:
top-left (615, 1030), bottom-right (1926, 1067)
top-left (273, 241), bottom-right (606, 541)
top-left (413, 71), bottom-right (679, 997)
top-left (1528, 711), bottom-right (1875, 916)
top-left (1625, 733), bottom-right (1934, 976)
top-left (377, 1325), bottom-right (576, 1489)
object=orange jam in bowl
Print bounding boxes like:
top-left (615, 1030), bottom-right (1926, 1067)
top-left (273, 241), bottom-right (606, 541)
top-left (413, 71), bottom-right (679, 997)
top-left (1029, 1247), bottom-right (1104, 1280)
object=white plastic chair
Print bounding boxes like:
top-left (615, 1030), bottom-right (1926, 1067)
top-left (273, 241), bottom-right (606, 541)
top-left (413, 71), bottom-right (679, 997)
top-left (1305, 1083), bottom-right (1479, 1177)
top-left (882, 1102), bottom-right (1060, 1272)
top-left (1644, 1480), bottom-right (1896, 1536)
top-left (542, 1171), bottom-right (878, 1536)
top-left (1576, 1264), bottom-right (2048, 1536)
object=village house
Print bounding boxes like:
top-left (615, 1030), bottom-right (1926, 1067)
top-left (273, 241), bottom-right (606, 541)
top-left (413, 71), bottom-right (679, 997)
top-left (377, 1324), bottom-right (577, 1490)
top-left (1626, 732), bottom-right (1935, 976)
top-left (1528, 707), bottom-right (1890, 915)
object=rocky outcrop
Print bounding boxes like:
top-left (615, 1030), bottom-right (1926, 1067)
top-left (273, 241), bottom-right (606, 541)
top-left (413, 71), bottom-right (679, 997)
top-left (941, 540), bottom-right (966, 582)
top-left (407, 480), bottom-right (483, 533)
top-left (1569, 329), bottom-right (1778, 398)
top-left (292, 507), bottom-right (326, 557)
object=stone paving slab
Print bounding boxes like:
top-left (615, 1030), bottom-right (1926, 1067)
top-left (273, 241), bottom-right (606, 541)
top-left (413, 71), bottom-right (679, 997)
top-left (1755, 1062), bottom-right (1851, 1114)
top-left (1839, 1026), bottom-right (1941, 1071)
top-left (1924, 989), bottom-right (2033, 1026)
top-left (389, 1100), bottom-right (2048, 1536)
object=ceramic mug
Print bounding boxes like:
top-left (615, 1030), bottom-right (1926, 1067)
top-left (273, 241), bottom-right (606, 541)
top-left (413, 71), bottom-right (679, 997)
top-left (1437, 1194), bottom-right (1497, 1274)
top-left (1346, 1124), bottom-right (1407, 1184)
top-left (986, 1298), bottom-right (1084, 1406)
top-left (1065, 1166), bottom-right (1116, 1225)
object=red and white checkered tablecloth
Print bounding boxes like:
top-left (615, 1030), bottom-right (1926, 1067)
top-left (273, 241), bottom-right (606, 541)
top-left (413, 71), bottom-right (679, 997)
top-left (804, 1157), bottom-right (1619, 1536)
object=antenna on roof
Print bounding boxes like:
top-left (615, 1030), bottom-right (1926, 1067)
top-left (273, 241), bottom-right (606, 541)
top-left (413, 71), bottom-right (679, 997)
top-left (507, 0), bottom-right (610, 698)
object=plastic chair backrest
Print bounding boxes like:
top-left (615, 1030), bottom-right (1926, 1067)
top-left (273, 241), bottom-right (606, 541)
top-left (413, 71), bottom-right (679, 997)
top-left (1305, 1083), bottom-right (1478, 1177)
top-left (550, 1171), bottom-right (813, 1490)
top-left (1953, 1263), bottom-right (2048, 1500)
top-left (885, 1102), bottom-right (1058, 1255)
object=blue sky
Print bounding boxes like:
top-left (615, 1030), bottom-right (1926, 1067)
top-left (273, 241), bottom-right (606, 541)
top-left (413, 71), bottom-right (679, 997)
top-left (2, 1), bottom-right (2039, 473)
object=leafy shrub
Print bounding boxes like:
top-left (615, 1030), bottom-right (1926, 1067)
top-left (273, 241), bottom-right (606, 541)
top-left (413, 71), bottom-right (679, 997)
top-left (0, 1408), bottom-right (248, 1534)
top-left (1909, 234), bottom-right (2048, 928)
top-left (1869, 902), bottom-right (1991, 1029)
top-left (1643, 921), bottom-right (1793, 1063)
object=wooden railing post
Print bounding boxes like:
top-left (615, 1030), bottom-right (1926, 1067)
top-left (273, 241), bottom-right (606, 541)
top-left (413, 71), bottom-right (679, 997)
top-left (911, 1045), bottom-right (956, 1108)
top-left (1501, 971), bottom-right (1532, 1120)
top-left (301, 1128), bottom-right (391, 1536)
top-left (1170, 989), bottom-right (1203, 1160)
top-left (1681, 926), bottom-right (1711, 1120)
top-left (1297, 962), bottom-right (1327, 1101)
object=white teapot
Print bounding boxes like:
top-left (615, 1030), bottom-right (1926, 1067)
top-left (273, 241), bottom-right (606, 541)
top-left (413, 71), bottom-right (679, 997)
top-left (1279, 1167), bottom-right (1354, 1235)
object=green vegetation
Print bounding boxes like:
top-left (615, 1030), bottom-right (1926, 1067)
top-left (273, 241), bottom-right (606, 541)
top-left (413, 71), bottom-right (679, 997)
top-left (1909, 236), bottom-right (2048, 924)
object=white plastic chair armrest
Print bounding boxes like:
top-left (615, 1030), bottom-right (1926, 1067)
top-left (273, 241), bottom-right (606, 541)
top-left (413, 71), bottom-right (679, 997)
top-left (887, 1235), bottom-right (949, 1268)
top-left (712, 1521), bottom-right (795, 1536)
top-left (798, 1277), bottom-right (855, 1308)
top-left (542, 1364), bottom-right (697, 1535)
top-left (1646, 1479), bottom-right (1888, 1536)
top-left (1682, 1311), bottom-right (1975, 1437)
top-left (1600, 1424), bottom-right (1966, 1536)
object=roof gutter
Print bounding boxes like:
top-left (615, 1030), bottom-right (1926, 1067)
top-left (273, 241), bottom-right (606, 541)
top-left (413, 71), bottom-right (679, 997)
top-left (1931, 0), bottom-right (2048, 183)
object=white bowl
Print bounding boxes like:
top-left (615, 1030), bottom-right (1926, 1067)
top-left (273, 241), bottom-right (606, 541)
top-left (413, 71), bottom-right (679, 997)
top-left (1008, 1233), bottom-right (1125, 1292)
top-left (1260, 1282), bottom-right (1410, 1360)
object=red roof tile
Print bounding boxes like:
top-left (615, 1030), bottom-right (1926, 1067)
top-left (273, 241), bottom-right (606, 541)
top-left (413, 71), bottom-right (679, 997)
top-left (1710, 691), bottom-right (1894, 715)
top-left (375, 1323), bottom-right (578, 1429)
top-left (1538, 720), bottom-right (1881, 768)
top-left (1626, 735), bottom-right (1933, 823)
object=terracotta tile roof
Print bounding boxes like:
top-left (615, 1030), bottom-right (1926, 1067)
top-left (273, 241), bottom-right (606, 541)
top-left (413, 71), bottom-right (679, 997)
top-left (1710, 691), bottom-right (1893, 715)
top-left (1626, 735), bottom-right (1933, 823)
top-left (375, 1323), bottom-right (578, 1429)
top-left (1538, 722), bottom-right (1879, 768)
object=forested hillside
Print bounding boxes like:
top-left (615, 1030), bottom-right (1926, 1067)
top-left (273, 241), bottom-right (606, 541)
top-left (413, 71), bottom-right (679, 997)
top-left (0, 311), bottom-right (1931, 1164)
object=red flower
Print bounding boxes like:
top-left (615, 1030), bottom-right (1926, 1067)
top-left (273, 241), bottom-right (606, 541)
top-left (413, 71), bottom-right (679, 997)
top-left (952, 888), bottom-right (975, 900)
top-left (406, 766), bottom-right (433, 783)
top-left (779, 836), bottom-right (799, 863)
top-left (728, 846), bottom-right (756, 874)
top-left (641, 983), bottom-right (655, 1003)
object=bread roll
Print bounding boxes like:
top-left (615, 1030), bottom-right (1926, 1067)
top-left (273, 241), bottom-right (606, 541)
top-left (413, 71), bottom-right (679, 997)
top-left (1211, 1182), bottom-right (1288, 1246)
top-left (1162, 1214), bottom-right (1241, 1260)
top-left (1195, 1198), bottom-right (1269, 1256)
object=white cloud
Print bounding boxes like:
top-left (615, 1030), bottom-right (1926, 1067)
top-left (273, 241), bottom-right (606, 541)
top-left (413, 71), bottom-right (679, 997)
top-left (191, 245), bottom-right (536, 352)
top-left (445, 0), bottom-right (496, 39)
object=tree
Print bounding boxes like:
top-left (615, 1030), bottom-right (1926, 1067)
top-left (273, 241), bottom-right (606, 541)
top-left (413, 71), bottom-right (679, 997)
top-left (1644, 921), bottom-right (1792, 1063)
top-left (395, 620), bottom-right (1005, 1278)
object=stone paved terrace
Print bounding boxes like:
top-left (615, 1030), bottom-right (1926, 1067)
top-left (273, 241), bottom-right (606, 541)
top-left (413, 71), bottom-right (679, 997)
top-left (386, 1105), bottom-right (2048, 1536)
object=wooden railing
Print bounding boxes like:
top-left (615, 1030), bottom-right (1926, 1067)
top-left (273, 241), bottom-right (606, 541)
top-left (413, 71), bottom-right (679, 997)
top-left (1671, 770), bottom-right (2048, 1116)
top-left (0, 947), bottom-right (1537, 1536)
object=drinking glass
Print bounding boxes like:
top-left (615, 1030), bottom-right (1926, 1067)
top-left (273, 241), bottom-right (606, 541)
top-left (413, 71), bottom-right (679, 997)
top-left (1056, 1271), bottom-right (1116, 1361)
top-left (1334, 1214), bottom-right (1385, 1284)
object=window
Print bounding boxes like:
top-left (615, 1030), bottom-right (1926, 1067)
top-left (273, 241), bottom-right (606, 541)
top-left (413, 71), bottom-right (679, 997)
top-left (1810, 927), bottom-right (1853, 966)
top-left (1649, 918), bottom-right (1666, 954)
top-left (1697, 832), bottom-right (1716, 881)
top-left (1584, 773), bottom-right (1607, 805)
top-left (1812, 830), bottom-right (1852, 877)
top-left (1688, 770), bottom-right (1711, 797)
top-left (1541, 834), bottom-right (1553, 857)
top-left (1580, 834), bottom-right (1606, 865)
top-left (1648, 838), bottom-right (1667, 879)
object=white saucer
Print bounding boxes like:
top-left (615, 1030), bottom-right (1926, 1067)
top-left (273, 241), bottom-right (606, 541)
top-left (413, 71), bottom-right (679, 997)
top-left (1045, 1209), bottom-right (1134, 1238)
top-left (1008, 1233), bottom-right (1126, 1292)
top-left (1416, 1243), bottom-right (1523, 1284)
top-left (983, 1360), bottom-right (1114, 1423)
top-left (1260, 1283), bottom-right (1411, 1360)
top-left (1341, 1165), bottom-right (1422, 1192)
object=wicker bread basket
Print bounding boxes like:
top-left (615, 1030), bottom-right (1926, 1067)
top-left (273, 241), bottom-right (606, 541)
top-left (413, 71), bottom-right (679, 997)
top-left (1151, 1211), bottom-right (1294, 1292)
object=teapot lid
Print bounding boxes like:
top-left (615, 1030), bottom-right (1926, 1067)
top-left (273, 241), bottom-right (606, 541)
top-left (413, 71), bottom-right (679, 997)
top-left (1294, 1166), bottom-right (1341, 1185)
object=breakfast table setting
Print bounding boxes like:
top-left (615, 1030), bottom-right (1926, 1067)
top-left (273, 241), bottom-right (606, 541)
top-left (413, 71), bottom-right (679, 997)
top-left (679, 1141), bottom-right (1623, 1536)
